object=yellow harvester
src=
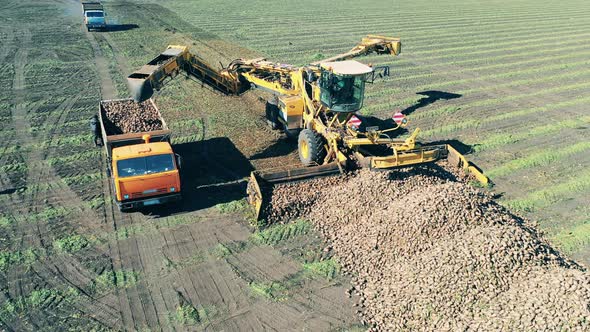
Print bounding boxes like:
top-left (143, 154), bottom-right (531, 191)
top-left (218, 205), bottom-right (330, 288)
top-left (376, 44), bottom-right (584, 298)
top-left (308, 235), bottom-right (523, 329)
top-left (127, 35), bottom-right (488, 218)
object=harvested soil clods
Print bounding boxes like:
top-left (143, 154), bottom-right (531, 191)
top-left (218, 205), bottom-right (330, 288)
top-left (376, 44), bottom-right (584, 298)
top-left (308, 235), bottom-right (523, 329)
top-left (102, 100), bottom-right (163, 133)
top-left (264, 164), bottom-right (590, 331)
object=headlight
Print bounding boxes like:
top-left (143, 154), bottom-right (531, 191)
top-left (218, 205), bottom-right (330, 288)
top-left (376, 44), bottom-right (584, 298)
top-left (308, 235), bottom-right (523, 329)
top-left (123, 194), bottom-right (129, 199)
top-left (170, 187), bottom-right (176, 192)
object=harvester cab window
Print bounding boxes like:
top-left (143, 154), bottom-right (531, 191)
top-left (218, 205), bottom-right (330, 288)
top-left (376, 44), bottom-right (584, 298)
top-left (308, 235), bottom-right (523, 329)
top-left (117, 154), bottom-right (176, 178)
top-left (320, 70), bottom-right (366, 112)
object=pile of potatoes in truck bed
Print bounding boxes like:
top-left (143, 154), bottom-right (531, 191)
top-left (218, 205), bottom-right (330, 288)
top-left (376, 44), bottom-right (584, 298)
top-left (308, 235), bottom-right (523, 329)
top-left (264, 164), bottom-right (590, 331)
top-left (102, 100), bottom-right (163, 134)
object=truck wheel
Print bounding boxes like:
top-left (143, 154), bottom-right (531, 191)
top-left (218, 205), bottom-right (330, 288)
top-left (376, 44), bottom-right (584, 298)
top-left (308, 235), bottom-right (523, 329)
top-left (265, 100), bottom-right (281, 130)
top-left (298, 129), bottom-right (326, 166)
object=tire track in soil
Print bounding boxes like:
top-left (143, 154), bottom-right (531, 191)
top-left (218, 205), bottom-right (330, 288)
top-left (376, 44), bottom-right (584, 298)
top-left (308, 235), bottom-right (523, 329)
top-left (0, 25), bottom-right (15, 69)
top-left (3, 19), bottom-right (119, 331)
top-left (4, 27), bottom-right (43, 332)
top-left (84, 28), bottom-right (116, 100)
top-left (65, 0), bottom-right (166, 326)
top-left (75, 3), bottom-right (174, 324)
top-left (96, 27), bottom-right (260, 330)
top-left (86, 21), bottom-right (165, 327)
top-left (81, 4), bottom-right (360, 331)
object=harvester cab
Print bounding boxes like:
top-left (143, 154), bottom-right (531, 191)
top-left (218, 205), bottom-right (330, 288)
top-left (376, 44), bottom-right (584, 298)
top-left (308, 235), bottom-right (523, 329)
top-left (318, 61), bottom-right (373, 113)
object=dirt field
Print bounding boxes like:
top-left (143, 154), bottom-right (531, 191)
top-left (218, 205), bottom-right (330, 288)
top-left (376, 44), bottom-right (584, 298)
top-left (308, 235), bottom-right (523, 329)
top-left (1, 0), bottom-right (589, 330)
top-left (0, 0), bottom-right (360, 330)
top-left (163, 0), bottom-right (590, 264)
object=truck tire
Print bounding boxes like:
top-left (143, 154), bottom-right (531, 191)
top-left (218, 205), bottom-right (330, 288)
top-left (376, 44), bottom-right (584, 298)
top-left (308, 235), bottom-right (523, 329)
top-left (298, 129), bottom-right (326, 166)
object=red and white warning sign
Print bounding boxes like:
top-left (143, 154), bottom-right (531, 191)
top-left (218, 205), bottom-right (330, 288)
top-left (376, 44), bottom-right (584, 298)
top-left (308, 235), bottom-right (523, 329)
top-left (393, 111), bottom-right (406, 125)
top-left (348, 115), bottom-right (362, 127)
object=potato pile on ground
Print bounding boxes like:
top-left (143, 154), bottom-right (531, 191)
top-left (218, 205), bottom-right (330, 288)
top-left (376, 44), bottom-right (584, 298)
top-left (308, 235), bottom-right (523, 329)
top-left (102, 100), bottom-right (163, 133)
top-left (264, 165), bottom-right (590, 331)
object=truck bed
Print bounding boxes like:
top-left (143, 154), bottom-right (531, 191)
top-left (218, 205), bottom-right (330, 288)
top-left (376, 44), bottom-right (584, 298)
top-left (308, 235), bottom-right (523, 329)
top-left (82, 2), bottom-right (103, 11)
top-left (99, 98), bottom-right (171, 157)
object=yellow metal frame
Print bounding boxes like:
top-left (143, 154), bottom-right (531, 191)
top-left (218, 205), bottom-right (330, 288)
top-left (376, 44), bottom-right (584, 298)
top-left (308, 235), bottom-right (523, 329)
top-left (446, 145), bottom-right (489, 186)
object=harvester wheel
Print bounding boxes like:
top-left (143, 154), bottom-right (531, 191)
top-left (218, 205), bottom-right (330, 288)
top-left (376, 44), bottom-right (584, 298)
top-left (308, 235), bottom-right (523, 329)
top-left (298, 129), bottom-right (326, 166)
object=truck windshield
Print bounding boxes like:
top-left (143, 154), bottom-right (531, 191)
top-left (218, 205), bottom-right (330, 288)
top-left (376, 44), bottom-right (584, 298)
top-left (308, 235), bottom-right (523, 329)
top-left (86, 11), bottom-right (104, 17)
top-left (117, 154), bottom-right (175, 178)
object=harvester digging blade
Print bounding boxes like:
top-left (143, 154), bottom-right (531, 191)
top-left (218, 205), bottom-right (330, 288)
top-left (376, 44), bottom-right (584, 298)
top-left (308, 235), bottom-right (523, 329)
top-left (247, 162), bottom-right (342, 220)
top-left (444, 145), bottom-right (489, 186)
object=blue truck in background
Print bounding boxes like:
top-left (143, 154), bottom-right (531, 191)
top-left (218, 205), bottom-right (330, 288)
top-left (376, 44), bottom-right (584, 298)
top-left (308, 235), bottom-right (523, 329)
top-left (82, 2), bottom-right (106, 31)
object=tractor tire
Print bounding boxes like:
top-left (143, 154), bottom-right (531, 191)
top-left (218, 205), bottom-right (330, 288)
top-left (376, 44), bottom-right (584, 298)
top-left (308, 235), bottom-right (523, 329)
top-left (298, 129), bottom-right (326, 166)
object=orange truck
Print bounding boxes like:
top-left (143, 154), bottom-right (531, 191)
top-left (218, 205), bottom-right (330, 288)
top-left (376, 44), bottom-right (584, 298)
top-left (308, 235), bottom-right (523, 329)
top-left (98, 98), bottom-right (182, 211)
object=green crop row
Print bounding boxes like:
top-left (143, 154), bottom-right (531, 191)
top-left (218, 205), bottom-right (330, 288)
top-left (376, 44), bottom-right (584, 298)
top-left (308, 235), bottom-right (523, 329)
top-left (487, 142), bottom-right (590, 179)
top-left (61, 172), bottom-right (102, 187)
top-left (47, 150), bottom-right (101, 166)
top-left (91, 269), bottom-right (139, 293)
top-left (422, 95), bottom-right (590, 138)
top-left (369, 36), bottom-right (590, 79)
top-left (214, 199), bottom-right (249, 214)
top-left (303, 258), bottom-right (341, 281)
top-left (0, 162), bottom-right (27, 174)
top-left (248, 281), bottom-right (288, 301)
top-left (53, 234), bottom-right (95, 254)
top-left (277, 28), bottom-right (590, 65)
top-left (423, 79), bottom-right (590, 119)
top-left (505, 169), bottom-right (590, 212)
top-left (250, 220), bottom-right (312, 246)
top-left (168, 303), bottom-right (217, 326)
top-left (386, 45), bottom-right (590, 87)
top-left (392, 47), bottom-right (590, 87)
top-left (391, 58), bottom-right (590, 95)
top-left (1, 286), bottom-right (80, 319)
top-left (0, 248), bottom-right (38, 272)
top-left (472, 116), bottom-right (590, 153)
top-left (551, 221), bottom-right (590, 254)
top-left (366, 66), bottom-right (590, 115)
top-left (236, 10), bottom-right (590, 47)
top-left (26, 206), bottom-right (70, 223)
top-left (108, 214), bottom-right (202, 241)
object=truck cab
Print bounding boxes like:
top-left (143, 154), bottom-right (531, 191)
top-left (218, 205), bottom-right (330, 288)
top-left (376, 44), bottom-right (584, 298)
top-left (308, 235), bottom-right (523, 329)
top-left (111, 139), bottom-right (181, 210)
top-left (82, 2), bottom-right (106, 31)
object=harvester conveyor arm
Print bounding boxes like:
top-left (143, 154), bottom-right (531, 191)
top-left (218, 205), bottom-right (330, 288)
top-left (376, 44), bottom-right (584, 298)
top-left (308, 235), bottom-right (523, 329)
top-left (127, 45), bottom-right (242, 102)
top-left (310, 35), bottom-right (401, 65)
